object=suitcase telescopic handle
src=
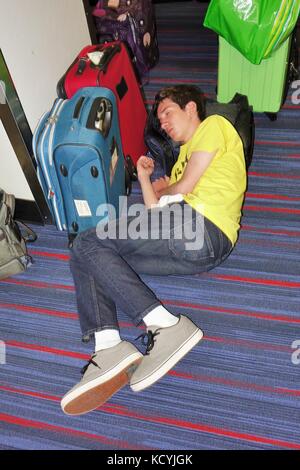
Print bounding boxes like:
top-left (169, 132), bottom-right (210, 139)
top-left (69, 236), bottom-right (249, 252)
top-left (99, 44), bottom-right (121, 74)
top-left (76, 44), bottom-right (121, 76)
top-left (86, 97), bottom-right (112, 139)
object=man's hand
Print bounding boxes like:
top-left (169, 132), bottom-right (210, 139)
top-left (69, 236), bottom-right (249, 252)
top-left (137, 156), bottom-right (158, 208)
top-left (152, 176), bottom-right (170, 197)
top-left (137, 156), bottom-right (155, 181)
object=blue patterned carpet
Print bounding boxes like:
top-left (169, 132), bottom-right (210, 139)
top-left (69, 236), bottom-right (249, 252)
top-left (0, 1), bottom-right (300, 450)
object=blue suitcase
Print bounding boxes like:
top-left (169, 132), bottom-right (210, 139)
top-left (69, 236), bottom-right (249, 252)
top-left (33, 87), bottom-right (128, 237)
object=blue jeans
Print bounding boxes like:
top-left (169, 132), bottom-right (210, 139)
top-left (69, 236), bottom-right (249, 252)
top-left (70, 202), bottom-right (232, 342)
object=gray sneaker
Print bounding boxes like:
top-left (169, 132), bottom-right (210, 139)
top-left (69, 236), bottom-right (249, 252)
top-left (61, 341), bottom-right (142, 415)
top-left (130, 315), bottom-right (203, 392)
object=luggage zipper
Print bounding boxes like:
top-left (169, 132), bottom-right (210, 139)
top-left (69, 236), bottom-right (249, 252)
top-left (40, 99), bottom-right (66, 230)
top-left (39, 114), bottom-right (63, 230)
top-left (32, 110), bottom-right (48, 158)
top-left (48, 99), bottom-right (67, 166)
top-left (33, 98), bottom-right (63, 167)
top-left (128, 14), bottom-right (137, 46)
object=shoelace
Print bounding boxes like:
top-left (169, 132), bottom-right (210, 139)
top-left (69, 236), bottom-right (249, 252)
top-left (81, 356), bottom-right (101, 376)
top-left (136, 329), bottom-right (160, 355)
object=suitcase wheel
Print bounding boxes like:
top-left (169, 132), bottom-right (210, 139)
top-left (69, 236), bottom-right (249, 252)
top-left (125, 166), bottom-right (132, 196)
top-left (68, 233), bottom-right (77, 248)
top-left (72, 222), bottom-right (79, 233)
top-left (265, 112), bottom-right (277, 122)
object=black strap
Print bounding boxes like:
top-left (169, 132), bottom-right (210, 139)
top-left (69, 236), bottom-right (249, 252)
top-left (76, 58), bottom-right (87, 75)
top-left (16, 220), bottom-right (37, 243)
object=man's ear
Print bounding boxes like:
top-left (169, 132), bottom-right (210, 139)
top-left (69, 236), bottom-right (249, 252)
top-left (185, 101), bottom-right (197, 116)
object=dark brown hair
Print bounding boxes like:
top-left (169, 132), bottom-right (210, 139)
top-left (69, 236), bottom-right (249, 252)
top-left (154, 84), bottom-right (206, 120)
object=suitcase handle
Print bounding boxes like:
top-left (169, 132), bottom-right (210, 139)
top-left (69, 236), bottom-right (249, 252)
top-left (86, 97), bottom-right (112, 138)
top-left (98, 44), bottom-right (121, 74)
top-left (76, 58), bottom-right (87, 75)
top-left (75, 44), bottom-right (121, 76)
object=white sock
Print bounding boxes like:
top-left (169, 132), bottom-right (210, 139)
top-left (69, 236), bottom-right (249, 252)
top-left (143, 305), bottom-right (179, 328)
top-left (94, 329), bottom-right (122, 352)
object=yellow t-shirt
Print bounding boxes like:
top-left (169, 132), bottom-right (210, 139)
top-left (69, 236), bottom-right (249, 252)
top-left (169, 114), bottom-right (247, 246)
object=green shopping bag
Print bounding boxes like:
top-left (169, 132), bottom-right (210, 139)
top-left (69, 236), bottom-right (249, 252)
top-left (203, 0), bottom-right (300, 64)
top-left (264, 0), bottom-right (300, 58)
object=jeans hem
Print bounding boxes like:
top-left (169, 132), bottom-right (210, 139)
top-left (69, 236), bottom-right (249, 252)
top-left (134, 301), bottom-right (162, 326)
top-left (81, 326), bottom-right (120, 343)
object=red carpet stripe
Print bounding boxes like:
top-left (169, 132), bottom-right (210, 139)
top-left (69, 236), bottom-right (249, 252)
top-left (254, 152), bottom-right (300, 160)
top-left (96, 407), bottom-right (300, 450)
top-left (208, 274), bottom-right (300, 288)
top-left (159, 45), bottom-right (217, 51)
top-left (162, 299), bottom-right (300, 324)
top-left (168, 372), bottom-right (300, 397)
top-left (3, 364), bottom-right (300, 406)
top-left (240, 238), bottom-right (300, 250)
top-left (28, 250), bottom-right (70, 261)
top-left (6, 340), bottom-right (89, 360)
top-left (3, 300), bottom-right (299, 325)
top-left (1, 278), bottom-right (75, 291)
top-left (2, 315), bottom-right (295, 352)
top-left (158, 67), bottom-right (214, 73)
top-left (0, 385), bottom-right (127, 411)
top-left (0, 413), bottom-right (145, 450)
top-left (3, 273), bottom-right (299, 293)
top-left (205, 335), bottom-right (291, 352)
top-left (5, 334), bottom-right (291, 359)
top-left (283, 105), bottom-right (300, 109)
top-left (246, 193), bottom-right (300, 202)
top-left (0, 303), bottom-right (77, 320)
top-left (241, 225), bottom-right (300, 237)
top-left (27, 225), bottom-right (299, 262)
top-left (1, 386), bottom-right (300, 449)
top-left (254, 141), bottom-right (300, 147)
top-left (150, 77), bottom-right (216, 84)
top-left (248, 171), bottom-right (300, 179)
top-left (243, 205), bottom-right (300, 214)
top-left (0, 385), bottom-right (60, 402)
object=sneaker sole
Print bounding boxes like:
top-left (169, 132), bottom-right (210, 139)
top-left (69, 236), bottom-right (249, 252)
top-left (130, 328), bottom-right (203, 392)
top-left (61, 352), bottom-right (142, 415)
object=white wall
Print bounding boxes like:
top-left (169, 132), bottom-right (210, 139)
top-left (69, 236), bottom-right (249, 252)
top-left (0, 0), bottom-right (91, 199)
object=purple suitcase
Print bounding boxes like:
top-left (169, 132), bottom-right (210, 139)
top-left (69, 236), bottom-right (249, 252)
top-left (92, 0), bottom-right (159, 80)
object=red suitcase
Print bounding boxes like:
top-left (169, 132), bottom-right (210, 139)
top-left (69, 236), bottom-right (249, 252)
top-left (57, 41), bottom-right (147, 170)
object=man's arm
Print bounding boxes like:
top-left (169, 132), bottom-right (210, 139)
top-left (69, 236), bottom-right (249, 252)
top-left (159, 149), bottom-right (217, 197)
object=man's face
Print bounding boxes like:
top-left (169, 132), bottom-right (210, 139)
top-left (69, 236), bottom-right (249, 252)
top-left (157, 98), bottom-right (192, 143)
